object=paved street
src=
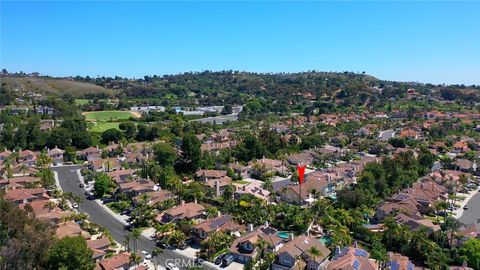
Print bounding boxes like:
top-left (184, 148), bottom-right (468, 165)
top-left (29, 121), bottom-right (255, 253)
top-left (378, 129), bottom-right (395, 141)
top-left (52, 165), bottom-right (217, 270)
top-left (458, 191), bottom-right (480, 226)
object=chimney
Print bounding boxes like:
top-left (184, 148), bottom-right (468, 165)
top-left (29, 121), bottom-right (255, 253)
top-left (194, 197), bottom-right (197, 204)
top-left (217, 211), bottom-right (221, 218)
top-left (353, 241), bottom-right (358, 248)
top-left (335, 246), bottom-right (341, 256)
top-left (96, 145), bottom-right (99, 150)
top-left (247, 224), bottom-right (254, 232)
top-left (288, 233), bottom-right (294, 242)
top-left (264, 221), bottom-right (269, 228)
top-left (181, 200), bottom-right (185, 205)
top-left (215, 180), bottom-right (220, 197)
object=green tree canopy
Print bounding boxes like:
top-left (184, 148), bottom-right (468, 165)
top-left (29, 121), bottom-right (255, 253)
top-left (47, 236), bottom-right (95, 270)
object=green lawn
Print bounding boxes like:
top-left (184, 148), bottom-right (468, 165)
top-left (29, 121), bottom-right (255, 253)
top-left (233, 180), bottom-right (250, 184)
top-left (83, 111), bottom-right (136, 121)
top-left (90, 122), bottom-right (120, 133)
top-left (75, 99), bottom-right (90, 105)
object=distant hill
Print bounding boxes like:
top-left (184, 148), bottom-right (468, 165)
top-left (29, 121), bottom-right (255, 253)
top-left (1, 76), bottom-right (114, 97)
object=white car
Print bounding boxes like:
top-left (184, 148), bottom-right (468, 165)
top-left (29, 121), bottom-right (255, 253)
top-left (166, 262), bottom-right (180, 270)
top-left (141, 250), bottom-right (152, 259)
top-left (72, 203), bottom-right (78, 208)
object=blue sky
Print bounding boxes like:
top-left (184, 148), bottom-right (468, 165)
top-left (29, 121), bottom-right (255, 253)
top-left (1, 1), bottom-right (479, 85)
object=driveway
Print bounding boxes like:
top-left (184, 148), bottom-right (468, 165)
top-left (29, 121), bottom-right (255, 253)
top-left (52, 165), bottom-right (218, 270)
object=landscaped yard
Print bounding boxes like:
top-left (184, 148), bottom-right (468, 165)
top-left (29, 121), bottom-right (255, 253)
top-left (83, 110), bottom-right (140, 132)
top-left (75, 99), bottom-right (90, 105)
top-left (83, 111), bottom-right (137, 121)
top-left (90, 122), bottom-right (121, 133)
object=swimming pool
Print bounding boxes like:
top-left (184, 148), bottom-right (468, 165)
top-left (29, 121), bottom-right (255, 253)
top-left (276, 231), bottom-right (293, 239)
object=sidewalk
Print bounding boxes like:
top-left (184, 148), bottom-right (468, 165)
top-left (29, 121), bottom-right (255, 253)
top-left (94, 199), bottom-right (130, 226)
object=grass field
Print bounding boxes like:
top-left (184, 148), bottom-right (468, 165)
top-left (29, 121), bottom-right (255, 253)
top-left (75, 99), bottom-right (90, 105)
top-left (83, 111), bottom-right (137, 121)
top-left (89, 122), bottom-right (121, 133)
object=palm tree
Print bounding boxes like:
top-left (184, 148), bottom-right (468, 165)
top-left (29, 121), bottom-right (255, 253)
top-left (255, 239), bottom-right (269, 263)
top-left (459, 174), bottom-right (468, 189)
top-left (132, 228), bottom-right (141, 254)
top-left (307, 246), bottom-right (322, 262)
top-left (20, 163), bottom-right (28, 176)
top-left (152, 247), bottom-right (163, 269)
top-left (44, 201), bottom-right (56, 210)
top-left (129, 252), bottom-right (141, 269)
top-left (124, 234), bottom-right (131, 251)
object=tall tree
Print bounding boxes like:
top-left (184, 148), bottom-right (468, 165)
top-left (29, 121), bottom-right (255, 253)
top-left (153, 142), bottom-right (177, 167)
top-left (46, 236), bottom-right (95, 270)
top-left (180, 133), bottom-right (201, 172)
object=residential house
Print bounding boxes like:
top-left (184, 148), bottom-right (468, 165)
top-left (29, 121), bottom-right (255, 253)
top-left (195, 169), bottom-right (227, 182)
top-left (90, 158), bottom-right (120, 172)
top-left (450, 223), bottom-right (479, 247)
top-left (156, 201), bottom-right (206, 224)
top-left (204, 177), bottom-right (232, 197)
top-left (118, 179), bottom-right (156, 197)
top-left (19, 200), bottom-right (72, 224)
top-left (195, 169), bottom-right (232, 196)
top-left (229, 225), bottom-right (283, 264)
top-left (385, 252), bottom-right (415, 270)
top-left (455, 159), bottom-right (475, 173)
top-left (39, 120), bottom-right (56, 131)
top-left (77, 146), bottom-right (102, 161)
top-left (35, 105), bottom-right (54, 115)
top-left (11, 163), bottom-right (38, 177)
top-left (394, 213), bottom-right (440, 234)
top-left (192, 214), bottom-right (245, 242)
top-left (87, 237), bottom-right (115, 261)
top-left (272, 235), bottom-right (331, 270)
top-left (452, 141), bottom-right (469, 153)
top-left (375, 196), bottom-right (421, 222)
top-left (18, 150), bottom-right (37, 166)
top-left (0, 176), bottom-right (41, 190)
top-left (98, 252), bottom-right (132, 270)
top-left (56, 220), bottom-right (91, 239)
top-left (327, 246), bottom-right (378, 270)
top-left (234, 181), bottom-right (271, 201)
top-left (277, 171), bottom-right (339, 205)
top-left (5, 187), bottom-right (49, 205)
top-left (106, 169), bottom-right (136, 184)
top-left (399, 129), bottom-right (419, 140)
top-left (250, 158), bottom-right (288, 176)
top-left (48, 146), bottom-right (65, 163)
top-left (132, 190), bottom-right (174, 207)
top-left (0, 149), bottom-right (12, 161)
top-left (229, 162), bottom-right (250, 178)
top-left (286, 151), bottom-right (315, 167)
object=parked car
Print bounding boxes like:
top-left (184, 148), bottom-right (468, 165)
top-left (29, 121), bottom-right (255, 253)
top-left (156, 241), bottom-right (167, 249)
top-left (72, 203), bottom-right (78, 208)
top-left (177, 242), bottom-right (187, 250)
top-left (214, 254), bottom-right (225, 265)
top-left (221, 254), bottom-right (234, 267)
top-left (463, 205), bottom-right (469, 210)
top-left (141, 251), bottom-right (152, 259)
top-left (166, 262), bottom-right (180, 270)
